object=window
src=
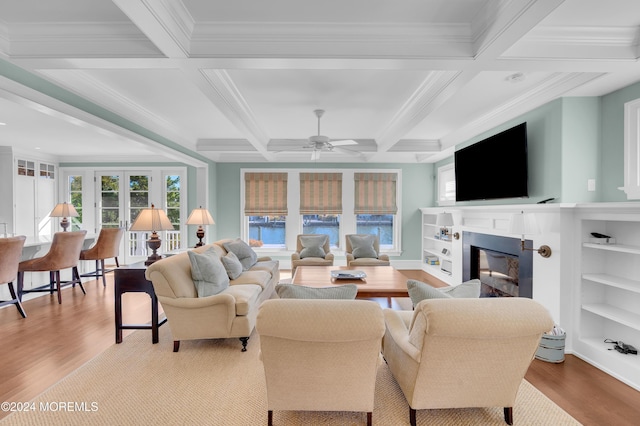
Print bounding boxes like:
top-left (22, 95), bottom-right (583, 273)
top-left (437, 163), bottom-right (456, 205)
top-left (624, 98), bottom-right (640, 199)
top-left (68, 175), bottom-right (83, 231)
top-left (245, 172), bottom-right (288, 248)
top-left (354, 172), bottom-right (397, 248)
top-left (241, 169), bottom-right (401, 255)
top-left (300, 173), bottom-right (343, 247)
top-left (165, 174), bottom-right (182, 251)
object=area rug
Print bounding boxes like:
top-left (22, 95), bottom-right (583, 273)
top-left (2, 327), bottom-right (581, 425)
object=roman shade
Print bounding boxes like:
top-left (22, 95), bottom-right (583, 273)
top-left (244, 172), bottom-right (288, 216)
top-left (299, 173), bottom-right (342, 214)
top-left (354, 172), bottom-right (398, 214)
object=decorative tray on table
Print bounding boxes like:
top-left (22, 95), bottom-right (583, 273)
top-left (330, 270), bottom-right (367, 280)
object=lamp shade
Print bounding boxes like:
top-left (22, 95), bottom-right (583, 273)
top-left (436, 212), bottom-right (454, 227)
top-left (50, 202), bottom-right (79, 218)
top-left (186, 207), bottom-right (215, 226)
top-left (509, 211), bottom-right (539, 235)
top-left (129, 204), bottom-right (174, 232)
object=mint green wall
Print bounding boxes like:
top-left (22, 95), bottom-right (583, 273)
top-left (439, 100), bottom-right (564, 205)
top-left (561, 97), bottom-right (600, 202)
top-left (600, 80), bottom-right (640, 201)
top-left (215, 163), bottom-right (433, 260)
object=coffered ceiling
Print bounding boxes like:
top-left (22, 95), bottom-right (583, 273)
top-left (0, 0), bottom-right (639, 164)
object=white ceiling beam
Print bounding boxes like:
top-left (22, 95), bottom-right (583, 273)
top-left (112, 0), bottom-right (194, 58)
top-left (181, 67), bottom-right (273, 160)
top-left (472, 0), bottom-right (565, 59)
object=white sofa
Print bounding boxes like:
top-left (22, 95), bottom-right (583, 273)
top-left (145, 239), bottom-right (279, 352)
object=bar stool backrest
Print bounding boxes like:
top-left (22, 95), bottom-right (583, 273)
top-left (0, 236), bottom-right (26, 284)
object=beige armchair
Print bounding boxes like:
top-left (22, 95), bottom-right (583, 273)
top-left (382, 298), bottom-right (553, 426)
top-left (257, 299), bottom-right (385, 426)
top-left (345, 234), bottom-right (390, 267)
top-left (290, 234), bottom-right (334, 276)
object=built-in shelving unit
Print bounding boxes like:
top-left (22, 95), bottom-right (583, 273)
top-left (421, 210), bottom-right (453, 284)
top-left (577, 213), bottom-right (640, 391)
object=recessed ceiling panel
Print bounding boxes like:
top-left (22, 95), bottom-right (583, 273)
top-left (41, 68), bottom-right (245, 145)
top-left (227, 69), bottom-right (431, 139)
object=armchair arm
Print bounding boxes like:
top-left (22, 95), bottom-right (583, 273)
top-left (324, 252), bottom-right (335, 261)
top-left (346, 253), bottom-right (355, 263)
top-left (291, 252), bottom-right (301, 261)
top-left (383, 309), bottom-right (421, 362)
top-left (378, 253), bottom-right (390, 262)
top-left (257, 256), bottom-right (272, 262)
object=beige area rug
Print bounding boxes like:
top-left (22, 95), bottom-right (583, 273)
top-left (2, 326), bottom-right (581, 426)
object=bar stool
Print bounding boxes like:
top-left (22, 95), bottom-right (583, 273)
top-left (0, 235), bottom-right (27, 318)
top-left (79, 227), bottom-right (124, 286)
top-left (18, 230), bottom-right (87, 304)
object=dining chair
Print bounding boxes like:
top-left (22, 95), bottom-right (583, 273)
top-left (0, 235), bottom-right (27, 317)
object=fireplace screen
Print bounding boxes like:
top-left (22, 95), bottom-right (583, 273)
top-left (477, 248), bottom-right (519, 297)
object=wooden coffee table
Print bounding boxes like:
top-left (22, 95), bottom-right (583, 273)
top-left (292, 266), bottom-right (409, 299)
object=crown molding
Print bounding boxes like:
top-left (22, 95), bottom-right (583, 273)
top-left (6, 22), bottom-right (162, 58)
top-left (197, 139), bottom-right (255, 151)
top-left (389, 139), bottom-right (441, 152)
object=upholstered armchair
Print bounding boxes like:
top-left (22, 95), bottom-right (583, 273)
top-left (382, 298), bottom-right (553, 426)
top-left (345, 234), bottom-right (390, 267)
top-left (290, 234), bottom-right (334, 276)
top-left (257, 299), bottom-right (385, 426)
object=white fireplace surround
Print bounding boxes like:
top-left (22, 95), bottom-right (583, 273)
top-left (422, 204), bottom-right (567, 346)
top-left (422, 202), bottom-right (640, 392)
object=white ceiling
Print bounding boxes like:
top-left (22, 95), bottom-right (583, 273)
top-left (0, 0), bottom-right (639, 164)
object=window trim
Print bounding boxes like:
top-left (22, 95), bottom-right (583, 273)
top-left (623, 98), bottom-right (640, 199)
top-left (241, 168), bottom-right (402, 256)
top-left (437, 163), bottom-right (456, 206)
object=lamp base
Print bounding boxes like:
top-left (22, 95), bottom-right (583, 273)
top-left (145, 233), bottom-right (163, 265)
top-left (60, 218), bottom-right (70, 232)
top-left (194, 226), bottom-right (205, 247)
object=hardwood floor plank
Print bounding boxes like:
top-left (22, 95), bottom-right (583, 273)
top-left (1, 269), bottom-right (640, 425)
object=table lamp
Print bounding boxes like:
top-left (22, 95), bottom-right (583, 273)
top-left (186, 206), bottom-right (215, 247)
top-left (50, 202), bottom-right (79, 231)
top-left (129, 204), bottom-right (174, 265)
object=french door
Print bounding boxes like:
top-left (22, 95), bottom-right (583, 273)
top-left (95, 170), bottom-right (186, 265)
top-left (96, 171), bottom-right (153, 264)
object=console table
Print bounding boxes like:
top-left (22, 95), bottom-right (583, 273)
top-left (114, 262), bottom-right (166, 344)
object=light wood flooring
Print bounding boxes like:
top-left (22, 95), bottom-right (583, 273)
top-left (1, 269), bottom-right (640, 425)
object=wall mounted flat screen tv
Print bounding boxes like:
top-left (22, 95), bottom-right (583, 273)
top-left (454, 122), bottom-right (528, 202)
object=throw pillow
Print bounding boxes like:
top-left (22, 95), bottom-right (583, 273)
top-left (221, 251), bottom-right (243, 280)
top-left (275, 283), bottom-right (358, 299)
top-left (407, 279), bottom-right (481, 307)
top-left (223, 238), bottom-right (258, 270)
top-left (188, 248), bottom-right (230, 297)
top-left (299, 235), bottom-right (328, 259)
top-left (439, 279), bottom-right (481, 298)
top-left (348, 234), bottom-right (378, 259)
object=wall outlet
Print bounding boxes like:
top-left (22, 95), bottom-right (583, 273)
top-left (588, 179), bottom-right (596, 192)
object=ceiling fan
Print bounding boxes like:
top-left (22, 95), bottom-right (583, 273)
top-left (302, 109), bottom-right (358, 160)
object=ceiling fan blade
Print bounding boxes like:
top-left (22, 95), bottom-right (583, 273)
top-left (311, 150), bottom-right (321, 161)
top-left (333, 146), bottom-right (362, 156)
top-left (330, 139), bottom-right (358, 146)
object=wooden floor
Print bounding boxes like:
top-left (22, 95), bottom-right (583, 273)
top-left (1, 270), bottom-right (640, 425)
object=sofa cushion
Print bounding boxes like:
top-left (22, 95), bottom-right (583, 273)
top-left (223, 284), bottom-right (262, 316)
top-left (299, 235), bottom-right (328, 259)
top-left (248, 260), bottom-right (279, 276)
top-left (407, 279), bottom-right (481, 307)
top-left (223, 238), bottom-right (258, 270)
top-left (230, 270), bottom-right (272, 290)
top-left (348, 234), bottom-right (378, 259)
top-left (221, 251), bottom-right (243, 280)
top-left (275, 283), bottom-right (358, 299)
top-left (187, 248), bottom-right (230, 297)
